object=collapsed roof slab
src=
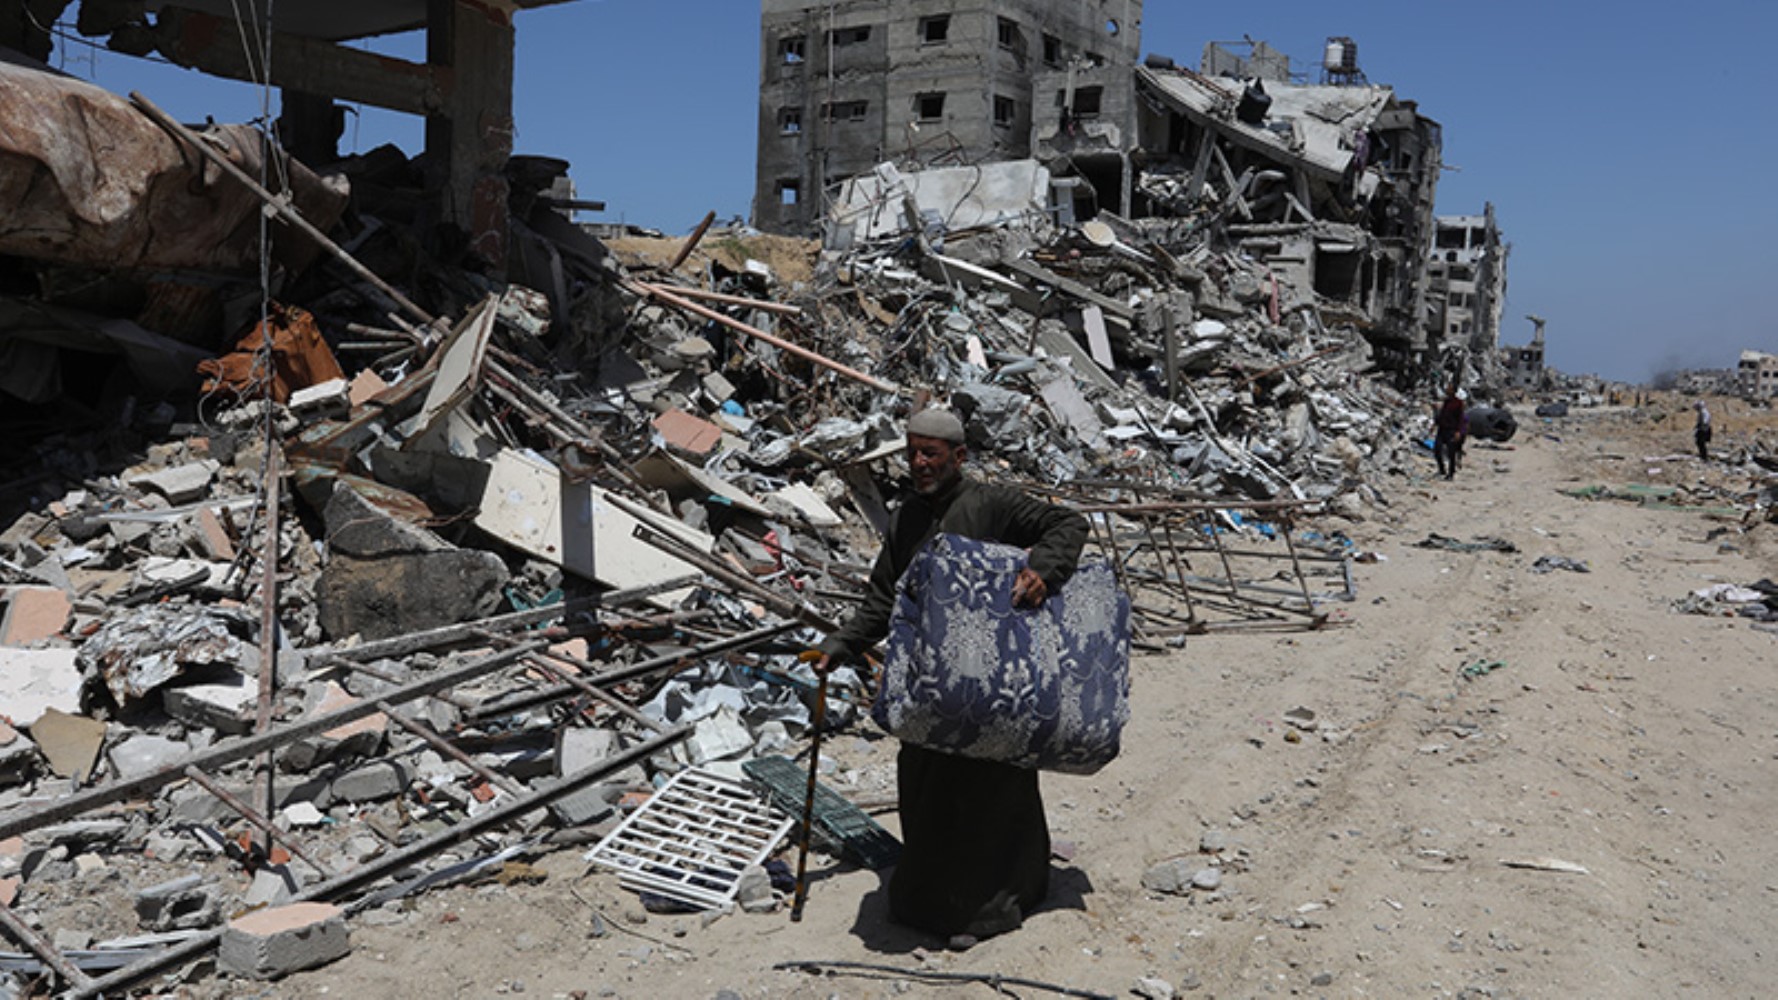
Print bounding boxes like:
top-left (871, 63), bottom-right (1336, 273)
top-left (1135, 65), bottom-right (1394, 183)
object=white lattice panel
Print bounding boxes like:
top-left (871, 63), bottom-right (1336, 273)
top-left (584, 766), bottom-right (793, 910)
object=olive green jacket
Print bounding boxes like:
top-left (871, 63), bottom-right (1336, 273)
top-left (818, 475), bottom-right (1088, 663)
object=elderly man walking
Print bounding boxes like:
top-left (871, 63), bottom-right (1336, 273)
top-left (814, 407), bottom-right (1087, 946)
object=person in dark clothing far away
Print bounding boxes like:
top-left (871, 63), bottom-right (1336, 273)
top-left (1694, 399), bottom-right (1712, 461)
top-left (1434, 386), bottom-right (1468, 480)
top-left (813, 406), bottom-right (1087, 949)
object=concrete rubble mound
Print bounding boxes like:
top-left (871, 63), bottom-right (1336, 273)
top-left (2, 51), bottom-right (1772, 999)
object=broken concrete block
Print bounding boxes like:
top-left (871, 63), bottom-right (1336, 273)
top-left (329, 760), bottom-right (411, 804)
top-left (26, 709), bottom-right (106, 781)
top-left (243, 863), bottom-right (300, 908)
top-left (315, 489), bottom-right (508, 642)
top-left (321, 483), bottom-right (449, 559)
top-left (162, 670), bottom-right (257, 735)
top-left (108, 733), bottom-right (192, 783)
top-left (281, 682), bottom-right (386, 772)
top-left (557, 727), bottom-right (648, 786)
top-left (135, 874), bottom-right (219, 931)
top-left (549, 784), bottom-right (621, 828)
top-left (218, 902), bottom-right (350, 980)
top-left (188, 507), bottom-right (236, 562)
top-left (316, 547), bottom-right (508, 642)
top-left (0, 586), bottom-right (71, 646)
top-left (701, 371), bottom-right (736, 404)
top-left (1140, 857), bottom-right (1196, 896)
top-left (287, 377), bottom-right (350, 416)
top-left (127, 460), bottom-right (220, 505)
top-left (281, 802), bottom-right (327, 828)
top-left (0, 647), bottom-right (81, 728)
top-left (735, 864), bottom-right (775, 912)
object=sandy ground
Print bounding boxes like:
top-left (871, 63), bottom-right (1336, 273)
top-left (237, 403), bottom-right (1776, 1000)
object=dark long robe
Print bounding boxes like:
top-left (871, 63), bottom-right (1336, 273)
top-left (819, 474), bottom-right (1087, 937)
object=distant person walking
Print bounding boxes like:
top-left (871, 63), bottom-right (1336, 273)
top-left (1693, 400), bottom-right (1712, 461)
top-left (1434, 386), bottom-right (1468, 480)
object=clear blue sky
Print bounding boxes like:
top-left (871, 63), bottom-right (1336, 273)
top-left (49, 0), bottom-right (1778, 384)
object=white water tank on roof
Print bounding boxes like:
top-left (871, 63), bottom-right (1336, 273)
top-left (1324, 37), bottom-right (1357, 72)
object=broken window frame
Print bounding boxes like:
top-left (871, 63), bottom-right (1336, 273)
top-left (828, 24), bottom-right (871, 47)
top-left (777, 179), bottom-right (800, 206)
top-left (918, 14), bottom-right (951, 45)
top-left (1073, 86), bottom-right (1104, 118)
top-left (997, 17), bottom-right (1023, 52)
top-left (914, 92), bottom-right (946, 123)
top-left (993, 94), bottom-right (1016, 128)
top-left (820, 100), bottom-right (869, 123)
top-left (778, 34), bottom-right (806, 64)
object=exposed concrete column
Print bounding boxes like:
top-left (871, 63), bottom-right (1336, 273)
top-left (425, 0), bottom-right (515, 273)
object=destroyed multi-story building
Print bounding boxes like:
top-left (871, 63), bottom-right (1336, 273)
top-left (1031, 39), bottom-right (1446, 372)
top-left (1738, 350), bottom-right (1778, 398)
top-left (1428, 205), bottom-right (1508, 356)
top-left (1501, 315), bottom-right (1547, 392)
top-left (753, 0), bottom-right (1145, 234)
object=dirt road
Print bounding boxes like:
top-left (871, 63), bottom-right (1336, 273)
top-left (270, 406), bottom-right (1777, 1000)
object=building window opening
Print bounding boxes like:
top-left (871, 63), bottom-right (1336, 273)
top-left (829, 25), bottom-right (870, 46)
top-left (1073, 86), bottom-right (1103, 117)
top-left (915, 92), bottom-right (946, 122)
top-left (994, 95), bottom-right (1015, 127)
top-left (1314, 248), bottom-right (1361, 299)
top-left (1106, 18), bottom-right (1120, 36)
top-left (821, 100), bottom-right (868, 122)
top-left (778, 181), bottom-right (800, 206)
top-left (919, 15), bottom-right (950, 44)
top-left (1043, 33), bottom-right (1062, 66)
top-left (998, 17), bottom-right (1022, 51)
top-left (778, 107), bottom-right (802, 134)
top-left (779, 35), bottom-right (805, 64)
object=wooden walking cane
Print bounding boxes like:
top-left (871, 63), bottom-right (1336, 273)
top-left (789, 655), bottom-right (829, 922)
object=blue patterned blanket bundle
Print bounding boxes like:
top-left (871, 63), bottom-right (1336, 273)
top-left (873, 533), bottom-right (1132, 774)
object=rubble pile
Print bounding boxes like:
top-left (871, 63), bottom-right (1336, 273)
top-left (0, 61), bottom-right (1515, 995)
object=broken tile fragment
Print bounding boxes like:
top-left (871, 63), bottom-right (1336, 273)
top-left (0, 585), bottom-right (71, 646)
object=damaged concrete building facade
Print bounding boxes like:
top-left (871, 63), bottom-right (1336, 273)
top-left (1741, 350), bottom-right (1778, 399)
top-left (760, 11), bottom-right (1457, 379)
top-left (754, 0), bottom-right (1145, 234)
top-left (1035, 40), bottom-right (1446, 372)
top-left (1428, 204), bottom-right (1507, 357)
